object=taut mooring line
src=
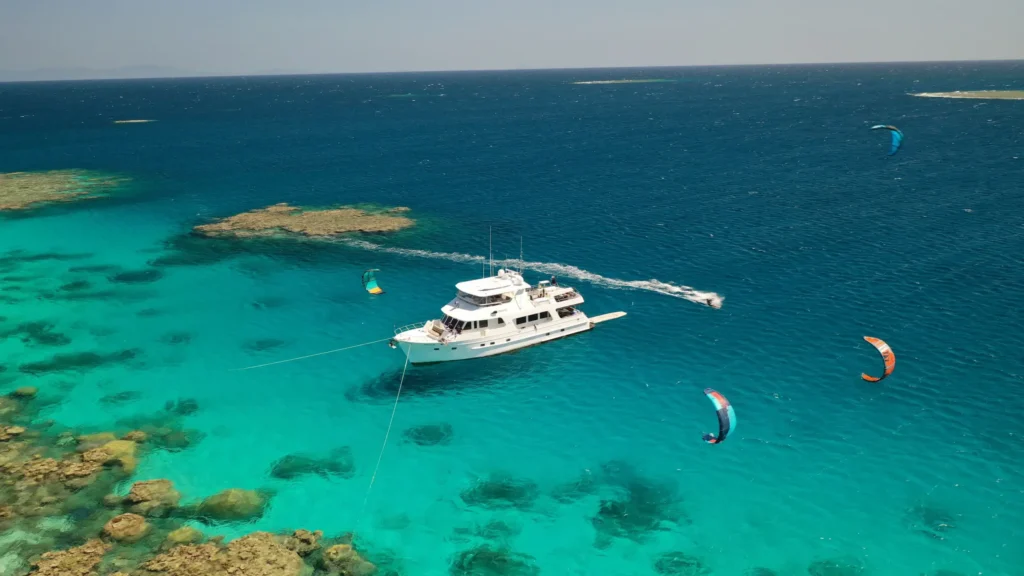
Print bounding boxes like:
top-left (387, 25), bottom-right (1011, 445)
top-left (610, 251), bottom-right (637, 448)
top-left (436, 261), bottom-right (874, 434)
top-left (228, 337), bottom-right (393, 371)
top-left (357, 344), bottom-right (412, 528)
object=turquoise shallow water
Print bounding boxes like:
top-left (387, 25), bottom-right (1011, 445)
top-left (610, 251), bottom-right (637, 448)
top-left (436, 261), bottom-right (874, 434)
top-left (2, 62), bottom-right (1024, 575)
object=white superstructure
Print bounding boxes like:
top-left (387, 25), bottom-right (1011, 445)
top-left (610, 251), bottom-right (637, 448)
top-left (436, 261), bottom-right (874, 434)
top-left (390, 268), bottom-right (623, 364)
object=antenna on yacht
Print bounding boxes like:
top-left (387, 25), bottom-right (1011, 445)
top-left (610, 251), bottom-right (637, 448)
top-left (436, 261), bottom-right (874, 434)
top-left (489, 226), bottom-right (493, 277)
top-left (519, 236), bottom-right (523, 275)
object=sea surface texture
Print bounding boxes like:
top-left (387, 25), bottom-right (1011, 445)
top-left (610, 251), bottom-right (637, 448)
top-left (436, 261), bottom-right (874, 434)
top-left (2, 62), bottom-right (1024, 575)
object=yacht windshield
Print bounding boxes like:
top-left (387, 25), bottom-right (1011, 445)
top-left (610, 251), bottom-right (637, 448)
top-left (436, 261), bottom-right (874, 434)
top-left (457, 290), bottom-right (509, 306)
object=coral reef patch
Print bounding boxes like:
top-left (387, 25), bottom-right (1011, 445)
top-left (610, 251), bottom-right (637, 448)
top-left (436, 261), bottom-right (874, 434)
top-left (0, 170), bottom-right (129, 213)
top-left (193, 203), bottom-right (414, 239)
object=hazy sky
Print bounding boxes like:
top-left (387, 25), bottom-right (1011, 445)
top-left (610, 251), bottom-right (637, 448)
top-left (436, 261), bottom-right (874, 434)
top-left (1, 0), bottom-right (1022, 79)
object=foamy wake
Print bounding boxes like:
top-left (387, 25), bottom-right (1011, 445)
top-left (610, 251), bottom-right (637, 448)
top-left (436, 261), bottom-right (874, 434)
top-left (340, 239), bottom-right (724, 308)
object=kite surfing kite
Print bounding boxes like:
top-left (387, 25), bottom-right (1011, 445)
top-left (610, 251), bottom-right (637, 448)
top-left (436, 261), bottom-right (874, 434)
top-left (362, 269), bottom-right (384, 295)
top-left (702, 388), bottom-right (735, 445)
top-left (861, 336), bottom-right (895, 382)
top-left (871, 124), bottom-right (904, 156)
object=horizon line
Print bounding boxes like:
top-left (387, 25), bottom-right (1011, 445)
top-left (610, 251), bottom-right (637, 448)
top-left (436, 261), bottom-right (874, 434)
top-left (2, 57), bottom-right (1022, 85)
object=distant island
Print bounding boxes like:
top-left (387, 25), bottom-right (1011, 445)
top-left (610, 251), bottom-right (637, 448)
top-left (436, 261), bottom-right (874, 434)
top-left (114, 119), bottom-right (156, 124)
top-left (572, 79), bottom-right (674, 85)
top-left (912, 90), bottom-right (1024, 100)
top-left (193, 203), bottom-right (414, 239)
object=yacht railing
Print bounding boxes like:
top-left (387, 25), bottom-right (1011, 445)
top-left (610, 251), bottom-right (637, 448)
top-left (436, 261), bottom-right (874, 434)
top-left (394, 321), bottom-right (430, 335)
top-left (395, 320), bottom-right (450, 341)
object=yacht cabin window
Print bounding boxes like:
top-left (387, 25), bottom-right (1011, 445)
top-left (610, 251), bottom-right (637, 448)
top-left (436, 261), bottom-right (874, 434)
top-left (442, 315), bottom-right (495, 331)
top-left (515, 313), bottom-right (551, 326)
top-left (457, 291), bottom-right (511, 307)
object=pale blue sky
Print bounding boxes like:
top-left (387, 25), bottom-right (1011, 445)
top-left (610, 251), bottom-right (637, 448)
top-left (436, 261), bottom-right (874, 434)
top-left (1, 0), bottom-right (1022, 80)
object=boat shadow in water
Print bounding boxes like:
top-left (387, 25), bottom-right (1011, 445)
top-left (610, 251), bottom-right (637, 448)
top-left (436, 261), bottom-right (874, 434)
top-left (345, 351), bottom-right (543, 404)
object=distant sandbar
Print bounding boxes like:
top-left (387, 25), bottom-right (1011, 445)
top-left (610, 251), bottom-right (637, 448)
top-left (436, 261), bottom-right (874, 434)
top-left (572, 79), bottom-right (674, 85)
top-left (114, 119), bottom-right (156, 124)
top-left (912, 90), bottom-right (1024, 101)
top-left (194, 203), bottom-right (414, 239)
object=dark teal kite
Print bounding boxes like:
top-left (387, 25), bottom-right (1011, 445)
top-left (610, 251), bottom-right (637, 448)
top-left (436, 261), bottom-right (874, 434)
top-left (871, 124), bottom-right (904, 156)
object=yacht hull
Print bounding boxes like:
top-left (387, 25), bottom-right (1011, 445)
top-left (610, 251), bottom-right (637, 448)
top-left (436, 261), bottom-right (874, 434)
top-left (394, 315), bottom-right (592, 364)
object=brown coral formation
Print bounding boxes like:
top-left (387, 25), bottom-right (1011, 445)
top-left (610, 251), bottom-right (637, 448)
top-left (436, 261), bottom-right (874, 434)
top-left (0, 170), bottom-right (128, 212)
top-left (77, 432), bottom-right (120, 450)
top-left (1, 425), bottom-right (27, 441)
top-left (278, 529), bottom-right (322, 557)
top-left (81, 439), bottom-right (138, 473)
top-left (322, 543), bottom-right (378, 576)
top-left (123, 430), bottom-right (149, 443)
top-left (195, 488), bottom-right (268, 521)
top-left (140, 532), bottom-right (306, 576)
top-left (30, 539), bottom-right (111, 576)
top-left (162, 526), bottom-right (204, 549)
top-left (193, 203), bottom-right (414, 239)
top-left (103, 513), bottom-right (151, 543)
top-left (125, 479), bottom-right (181, 517)
top-left (0, 386), bottom-right (384, 576)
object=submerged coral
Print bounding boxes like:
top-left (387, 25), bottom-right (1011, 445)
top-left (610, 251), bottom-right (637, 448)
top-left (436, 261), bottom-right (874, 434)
top-left (460, 473), bottom-right (539, 510)
top-left (162, 526), bottom-right (204, 549)
top-left (108, 269), bottom-right (164, 285)
top-left (0, 395), bottom-right (386, 576)
top-left (0, 170), bottom-right (129, 212)
top-left (18, 349), bottom-right (141, 375)
top-left (550, 470), bottom-right (597, 503)
top-left (124, 479), bottom-right (181, 517)
top-left (140, 532), bottom-right (305, 576)
top-left (653, 551), bottom-right (711, 576)
top-left (242, 338), bottom-right (288, 353)
top-left (278, 529), bottom-right (322, 557)
top-left (163, 399), bottom-right (199, 417)
top-left (193, 488), bottom-right (270, 523)
top-left (59, 280), bottom-right (92, 292)
top-left (269, 447), bottom-right (355, 480)
top-left (451, 519), bottom-right (522, 545)
top-left (807, 557), bottom-right (867, 576)
top-left (450, 545), bottom-right (539, 576)
top-left (1, 322), bottom-right (71, 347)
top-left (193, 203), bottom-right (414, 239)
top-left (112, 409), bottom-right (206, 454)
top-left (321, 542), bottom-right (377, 575)
top-left (102, 513), bottom-right (150, 542)
top-left (159, 332), bottom-right (192, 346)
top-left (905, 502), bottom-right (959, 541)
top-left (29, 538), bottom-right (111, 576)
top-left (99, 391), bottom-right (142, 406)
top-left (402, 423), bottom-right (454, 446)
top-left (250, 296), bottom-right (289, 309)
top-left (584, 460), bottom-right (691, 545)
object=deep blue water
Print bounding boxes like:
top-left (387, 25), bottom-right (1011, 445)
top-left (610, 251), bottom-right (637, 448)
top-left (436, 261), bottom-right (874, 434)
top-left (2, 62), bottom-right (1024, 575)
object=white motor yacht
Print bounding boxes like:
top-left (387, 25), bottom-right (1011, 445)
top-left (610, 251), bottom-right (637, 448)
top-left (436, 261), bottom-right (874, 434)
top-left (390, 268), bottom-right (624, 364)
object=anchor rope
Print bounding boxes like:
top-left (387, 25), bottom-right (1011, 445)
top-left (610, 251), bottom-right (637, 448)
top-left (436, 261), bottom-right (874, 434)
top-left (227, 337), bottom-right (393, 371)
top-left (358, 343), bottom-right (412, 527)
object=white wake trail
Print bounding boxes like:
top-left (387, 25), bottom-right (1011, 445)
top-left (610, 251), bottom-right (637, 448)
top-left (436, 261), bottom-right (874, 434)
top-left (340, 239), bottom-right (723, 308)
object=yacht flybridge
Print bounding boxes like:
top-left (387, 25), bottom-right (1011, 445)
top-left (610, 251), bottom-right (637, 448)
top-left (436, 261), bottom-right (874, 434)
top-left (389, 268), bottom-right (625, 365)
